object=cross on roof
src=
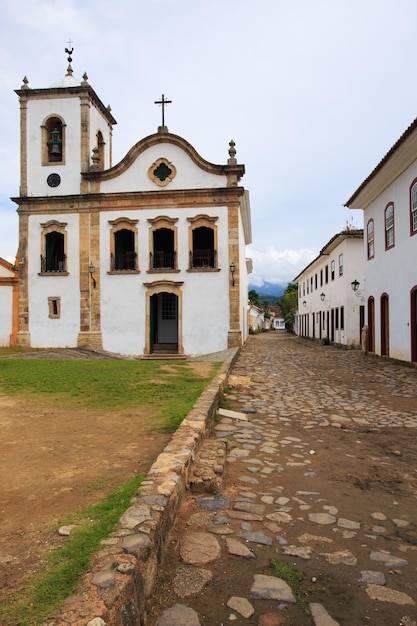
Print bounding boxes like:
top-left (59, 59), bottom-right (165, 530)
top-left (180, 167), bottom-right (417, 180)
top-left (154, 94), bottom-right (172, 127)
top-left (65, 39), bottom-right (74, 63)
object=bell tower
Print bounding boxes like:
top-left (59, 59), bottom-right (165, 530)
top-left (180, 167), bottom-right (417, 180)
top-left (14, 45), bottom-right (116, 199)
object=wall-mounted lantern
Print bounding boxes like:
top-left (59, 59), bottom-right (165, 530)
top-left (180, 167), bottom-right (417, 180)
top-left (230, 262), bottom-right (236, 287)
top-left (88, 263), bottom-right (96, 289)
top-left (320, 292), bottom-right (325, 301)
top-left (351, 279), bottom-right (360, 292)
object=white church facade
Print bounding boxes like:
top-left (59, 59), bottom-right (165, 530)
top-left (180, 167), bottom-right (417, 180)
top-left (12, 60), bottom-right (252, 357)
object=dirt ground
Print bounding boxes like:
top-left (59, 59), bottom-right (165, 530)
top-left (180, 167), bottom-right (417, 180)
top-left (0, 359), bottom-right (212, 615)
top-left (0, 395), bottom-right (171, 603)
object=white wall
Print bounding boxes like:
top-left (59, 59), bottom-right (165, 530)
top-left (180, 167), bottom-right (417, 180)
top-left (363, 160), bottom-right (417, 361)
top-left (0, 286), bottom-right (13, 346)
top-left (26, 98), bottom-right (82, 196)
top-left (28, 213), bottom-right (80, 347)
top-left (99, 206), bottom-right (230, 356)
top-left (100, 143), bottom-right (227, 194)
top-left (297, 236), bottom-right (364, 346)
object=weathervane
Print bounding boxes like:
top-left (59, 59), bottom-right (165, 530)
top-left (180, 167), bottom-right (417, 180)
top-left (65, 40), bottom-right (74, 63)
top-left (154, 94), bottom-right (172, 127)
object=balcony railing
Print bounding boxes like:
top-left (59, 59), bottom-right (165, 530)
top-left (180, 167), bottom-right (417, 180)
top-left (110, 251), bottom-right (137, 271)
top-left (190, 249), bottom-right (216, 268)
top-left (40, 255), bottom-right (67, 273)
top-left (150, 251), bottom-right (176, 269)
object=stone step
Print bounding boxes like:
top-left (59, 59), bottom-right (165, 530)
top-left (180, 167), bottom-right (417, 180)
top-left (188, 438), bottom-right (227, 494)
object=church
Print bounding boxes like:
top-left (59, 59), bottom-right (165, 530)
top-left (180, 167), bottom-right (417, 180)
top-left (11, 52), bottom-right (252, 357)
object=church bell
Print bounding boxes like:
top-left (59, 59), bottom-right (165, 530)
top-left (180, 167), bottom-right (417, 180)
top-left (48, 128), bottom-right (62, 156)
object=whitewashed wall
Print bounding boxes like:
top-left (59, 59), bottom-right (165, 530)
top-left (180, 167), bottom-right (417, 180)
top-left (363, 160), bottom-right (417, 361)
top-left (100, 206), bottom-right (230, 356)
top-left (0, 262), bottom-right (14, 346)
top-left (28, 213), bottom-right (80, 347)
top-left (100, 143), bottom-right (227, 194)
top-left (26, 98), bottom-right (82, 196)
top-left (297, 236), bottom-right (364, 346)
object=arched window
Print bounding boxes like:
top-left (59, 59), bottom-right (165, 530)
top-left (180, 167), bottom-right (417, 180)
top-left (109, 218), bottom-right (139, 272)
top-left (367, 219), bottom-right (374, 259)
top-left (40, 220), bottom-right (68, 274)
top-left (153, 228), bottom-right (175, 269)
top-left (42, 116), bottom-right (65, 164)
top-left (148, 216), bottom-right (178, 271)
top-left (384, 203), bottom-right (394, 249)
top-left (410, 179), bottom-right (417, 236)
top-left (187, 215), bottom-right (218, 270)
top-left (96, 130), bottom-right (105, 168)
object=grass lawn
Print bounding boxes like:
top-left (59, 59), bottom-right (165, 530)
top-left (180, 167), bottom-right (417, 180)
top-left (0, 357), bottom-right (220, 430)
top-left (0, 356), bottom-right (220, 625)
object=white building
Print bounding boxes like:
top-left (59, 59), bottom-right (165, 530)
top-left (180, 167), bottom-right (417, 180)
top-left (248, 303), bottom-right (265, 333)
top-left (294, 229), bottom-right (364, 346)
top-left (12, 60), bottom-right (252, 357)
top-left (345, 116), bottom-right (417, 362)
top-left (0, 257), bottom-right (18, 346)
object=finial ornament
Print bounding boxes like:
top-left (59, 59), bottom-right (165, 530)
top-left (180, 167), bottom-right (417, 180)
top-left (228, 139), bottom-right (237, 164)
top-left (65, 40), bottom-right (74, 63)
top-left (22, 76), bottom-right (29, 89)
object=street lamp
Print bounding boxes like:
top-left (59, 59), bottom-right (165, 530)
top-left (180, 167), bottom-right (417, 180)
top-left (229, 262), bottom-right (236, 287)
top-left (88, 263), bottom-right (96, 289)
top-left (351, 279), bottom-right (360, 292)
top-left (320, 293), bottom-right (325, 301)
top-left (302, 300), bottom-right (306, 307)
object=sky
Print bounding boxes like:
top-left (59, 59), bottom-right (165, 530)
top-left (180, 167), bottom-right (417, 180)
top-left (1, 0), bottom-right (417, 290)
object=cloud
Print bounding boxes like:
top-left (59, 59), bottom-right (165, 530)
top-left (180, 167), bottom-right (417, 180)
top-left (0, 0), bottom-right (414, 286)
top-left (247, 245), bottom-right (317, 287)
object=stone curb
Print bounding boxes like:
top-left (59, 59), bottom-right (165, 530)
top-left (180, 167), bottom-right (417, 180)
top-left (44, 348), bottom-right (240, 626)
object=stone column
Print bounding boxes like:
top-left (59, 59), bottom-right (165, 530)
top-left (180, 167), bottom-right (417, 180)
top-left (77, 210), bottom-right (103, 350)
top-left (18, 94), bottom-right (28, 197)
top-left (15, 211), bottom-right (30, 347)
top-left (227, 202), bottom-right (242, 348)
top-left (79, 90), bottom-right (91, 194)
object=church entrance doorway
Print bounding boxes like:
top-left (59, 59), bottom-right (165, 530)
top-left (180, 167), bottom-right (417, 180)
top-left (150, 292), bottom-right (178, 354)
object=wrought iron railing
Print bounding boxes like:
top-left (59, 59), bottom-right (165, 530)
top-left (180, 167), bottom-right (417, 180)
top-left (189, 249), bottom-right (216, 268)
top-left (150, 251), bottom-right (176, 269)
top-left (40, 255), bottom-right (67, 273)
top-left (110, 251), bottom-right (137, 271)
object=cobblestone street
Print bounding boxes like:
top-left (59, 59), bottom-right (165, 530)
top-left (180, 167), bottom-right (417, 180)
top-left (148, 332), bottom-right (417, 626)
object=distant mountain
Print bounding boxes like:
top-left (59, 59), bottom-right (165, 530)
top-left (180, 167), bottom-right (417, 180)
top-left (248, 282), bottom-right (287, 300)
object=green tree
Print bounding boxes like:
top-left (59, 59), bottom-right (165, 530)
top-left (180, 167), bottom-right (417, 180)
top-left (278, 283), bottom-right (298, 331)
top-left (248, 289), bottom-right (260, 306)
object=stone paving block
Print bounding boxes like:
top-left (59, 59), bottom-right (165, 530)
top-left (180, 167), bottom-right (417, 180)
top-left (227, 595), bottom-right (255, 617)
top-left (249, 574), bottom-right (296, 602)
top-left (366, 584), bottom-right (415, 605)
top-left (179, 532), bottom-right (221, 565)
top-left (156, 603), bottom-right (201, 626)
top-left (309, 602), bottom-right (340, 625)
